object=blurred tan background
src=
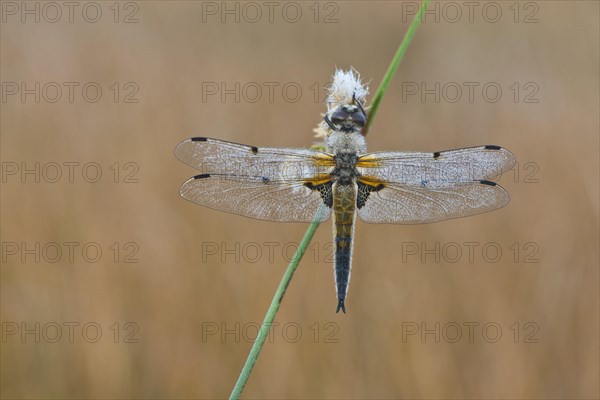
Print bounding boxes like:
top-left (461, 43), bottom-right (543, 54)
top-left (1, 1), bottom-right (598, 399)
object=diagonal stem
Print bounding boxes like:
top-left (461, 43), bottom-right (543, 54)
top-left (229, 207), bottom-right (325, 400)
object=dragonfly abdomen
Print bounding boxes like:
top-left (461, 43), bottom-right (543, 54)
top-left (332, 182), bottom-right (357, 314)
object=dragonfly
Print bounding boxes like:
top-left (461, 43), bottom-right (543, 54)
top-left (175, 71), bottom-right (515, 314)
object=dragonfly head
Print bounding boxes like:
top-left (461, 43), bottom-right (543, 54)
top-left (329, 99), bottom-right (367, 132)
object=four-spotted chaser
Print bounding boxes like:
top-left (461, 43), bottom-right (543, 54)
top-left (176, 73), bottom-right (515, 314)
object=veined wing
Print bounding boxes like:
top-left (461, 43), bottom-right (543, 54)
top-left (355, 145), bottom-right (515, 224)
top-left (356, 178), bottom-right (510, 224)
top-left (175, 137), bottom-right (334, 181)
top-left (180, 173), bottom-right (332, 222)
top-left (176, 137), bottom-right (335, 222)
top-left (357, 145), bottom-right (515, 184)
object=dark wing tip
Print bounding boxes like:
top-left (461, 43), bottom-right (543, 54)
top-left (336, 298), bottom-right (346, 314)
top-left (484, 145), bottom-right (502, 150)
top-left (480, 180), bottom-right (497, 186)
top-left (191, 137), bottom-right (208, 142)
top-left (193, 174), bottom-right (211, 180)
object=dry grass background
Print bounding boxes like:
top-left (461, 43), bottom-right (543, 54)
top-left (1, 1), bottom-right (599, 399)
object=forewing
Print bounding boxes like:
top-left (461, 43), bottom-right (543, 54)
top-left (175, 137), bottom-right (334, 181)
top-left (357, 180), bottom-right (510, 224)
top-left (180, 173), bottom-right (332, 222)
top-left (357, 145), bottom-right (515, 184)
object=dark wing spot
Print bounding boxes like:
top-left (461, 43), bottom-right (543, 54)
top-left (193, 174), bottom-right (210, 179)
top-left (191, 137), bottom-right (208, 142)
top-left (357, 185), bottom-right (369, 209)
top-left (251, 146), bottom-right (259, 154)
top-left (357, 182), bottom-right (385, 209)
top-left (433, 151), bottom-right (441, 159)
top-left (484, 145), bottom-right (502, 150)
top-left (261, 176), bottom-right (270, 184)
top-left (480, 180), bottom-right (497, 186)
top-left (305, 181), bottom-right (333, 208)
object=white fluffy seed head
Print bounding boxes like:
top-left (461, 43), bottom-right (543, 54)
top-left (326, 68), bottom-right (369, 112)
top-left (313, 68), bottom-right (369, 142)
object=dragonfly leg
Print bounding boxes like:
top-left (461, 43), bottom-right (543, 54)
top-left (324, 114), bottom-right (337, 131)
top-left (354, 93), bottom-right (367, 120)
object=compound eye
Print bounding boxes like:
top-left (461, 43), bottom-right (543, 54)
top-left (331, 109), bottom-right (349, 125)
top-left (352, 111), bottom-right (366, 127)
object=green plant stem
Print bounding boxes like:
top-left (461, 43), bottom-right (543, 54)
top-left (229, 1), bottom-right (429, 398)
top-left (365, 0), bottom-right (430, 134)
top-left (229, 207), bottom-right (325, 400)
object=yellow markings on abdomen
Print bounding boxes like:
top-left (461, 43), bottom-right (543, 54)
top-left (333, 184), bottom-right (356, 239)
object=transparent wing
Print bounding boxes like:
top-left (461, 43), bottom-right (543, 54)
top-left (175, 137), bottom-right (334, 181)
top-left (357, 145), bottom-right (515, 184)
top-left (180, 173), bottom-right (331, 222)
top-left (357, 180), bottom-right (510, 224)
top-left (175, 137), bottom-right (334, 222)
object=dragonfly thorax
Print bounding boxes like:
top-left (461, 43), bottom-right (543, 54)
top-left (331, 151), bottom-right (360, 185)
top-left (326, 131), bottom-right (366, 154)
